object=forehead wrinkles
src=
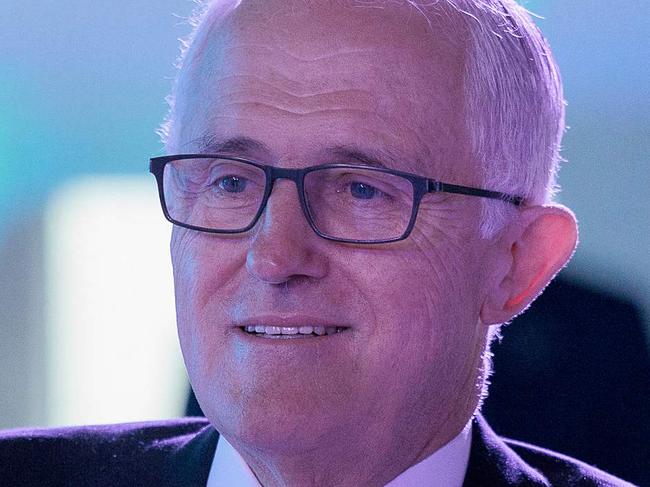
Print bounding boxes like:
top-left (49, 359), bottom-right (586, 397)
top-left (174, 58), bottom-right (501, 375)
top-left (189, 44), bottom-right (426, 122)
top-left (181, 0), bottom-right (467, 102)
top-left (174, 0), bottom-right (472, 179)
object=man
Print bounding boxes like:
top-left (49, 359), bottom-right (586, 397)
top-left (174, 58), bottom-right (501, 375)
top-left (0, 0), bottom-right (635, 485)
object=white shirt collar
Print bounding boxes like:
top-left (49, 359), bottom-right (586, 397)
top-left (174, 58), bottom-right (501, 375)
top-left (207, 421), bottom-right (472, 487)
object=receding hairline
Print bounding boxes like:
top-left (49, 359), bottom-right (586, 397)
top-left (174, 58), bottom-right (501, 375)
top-left (168, 0), bottom-right (474, 165)
top-left (182, 0), bottom-right (471, 73)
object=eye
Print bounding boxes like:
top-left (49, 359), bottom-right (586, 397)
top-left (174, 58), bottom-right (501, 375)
top-left (349, 181), bottom-right (377, 200)
top-left (218, 175), bottom-right (247, 193)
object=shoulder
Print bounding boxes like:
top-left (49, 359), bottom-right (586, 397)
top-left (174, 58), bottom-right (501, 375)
top-left (0, 416), bottom-right (211, 453)
top-left (503, 438), bottom-right (637, 487)
top-left (466, 415), bottom-right (636, 486)
top-left (0, 417), bottom-right (214, 486)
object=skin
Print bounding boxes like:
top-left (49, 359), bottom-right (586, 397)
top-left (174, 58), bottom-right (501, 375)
top-left (169, 1), bottom-right (578, 486)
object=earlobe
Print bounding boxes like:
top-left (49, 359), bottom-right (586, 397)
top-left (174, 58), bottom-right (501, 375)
top-left (480, 204), bottom-right (578, 325)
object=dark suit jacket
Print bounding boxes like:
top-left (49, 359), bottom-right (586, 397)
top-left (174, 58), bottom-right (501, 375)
top-left (483, 276), bottom-right (650, 485)
top-left (0, 415), bottom-right (634, 486)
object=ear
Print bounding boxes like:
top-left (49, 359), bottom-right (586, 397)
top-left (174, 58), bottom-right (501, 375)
top-left (480, 204), bottom-right (578, 325)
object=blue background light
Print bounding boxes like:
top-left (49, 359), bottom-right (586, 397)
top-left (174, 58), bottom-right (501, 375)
top-left (1, 0), bottom-right (648, 421)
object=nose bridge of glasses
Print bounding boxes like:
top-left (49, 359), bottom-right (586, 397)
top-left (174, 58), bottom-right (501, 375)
top-left (260, 166), bottom-right (308, 225)
top-left (268, 166), bottom-right (303, 186)
top-left (263, 165), bottom-right (306, 209)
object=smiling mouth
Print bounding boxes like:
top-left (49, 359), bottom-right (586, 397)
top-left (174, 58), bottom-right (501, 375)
top-left (239, 325), bottom-right (349, 338)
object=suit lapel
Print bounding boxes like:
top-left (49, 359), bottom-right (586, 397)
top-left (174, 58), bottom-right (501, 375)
top-left (167, 423), bottom-right (220, 487)
top-left (462, 415), bottom-right (549, 487)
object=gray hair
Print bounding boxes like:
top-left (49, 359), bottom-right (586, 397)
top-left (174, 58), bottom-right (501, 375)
top-left (158, 0), bottom-right (566, 238)
top-left (448, 1), bottom-right (565, 236)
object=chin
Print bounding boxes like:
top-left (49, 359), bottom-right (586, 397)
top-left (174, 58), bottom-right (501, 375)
top-left (208, 396), bottom-right (341, 454)
top-left (195, 370), bottom-right (356, 448)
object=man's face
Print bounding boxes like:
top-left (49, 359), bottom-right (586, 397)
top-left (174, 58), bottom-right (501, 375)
top-left (172, 0), bottom-right (492, 463)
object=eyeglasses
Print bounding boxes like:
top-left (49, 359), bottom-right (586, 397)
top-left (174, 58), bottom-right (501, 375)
top-left (149, 154), bottom-right (523, 244)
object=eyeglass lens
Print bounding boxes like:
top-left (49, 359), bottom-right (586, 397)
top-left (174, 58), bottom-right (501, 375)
top-left (162, 157), bottom-right (415, 241)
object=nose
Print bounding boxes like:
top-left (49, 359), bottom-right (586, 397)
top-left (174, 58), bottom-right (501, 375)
top-left (246, 180), bottom-right (328, 284)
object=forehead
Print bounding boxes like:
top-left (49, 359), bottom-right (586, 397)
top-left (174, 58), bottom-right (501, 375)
top-left (175, 0), bottom-right (474, 180)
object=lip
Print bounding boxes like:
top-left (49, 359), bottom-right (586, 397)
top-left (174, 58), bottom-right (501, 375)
top-left (234, 313), bottom-right (352, 330)
top-left (234, 328), bottom-right (350, 342)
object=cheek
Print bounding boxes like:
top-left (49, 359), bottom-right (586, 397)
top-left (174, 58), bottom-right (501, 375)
top-left (410, 202), bottom-right (486, 300)
top-left (381, 235), bottom-right (479, 318)
top-left (171, 228), bottom-right (244, 308)
top-left (354, 229), bottom-right (484, 370)
top-left (170, 229), bottom-right (244, 370)
top-left (170, 230), bottom-right (198, 342)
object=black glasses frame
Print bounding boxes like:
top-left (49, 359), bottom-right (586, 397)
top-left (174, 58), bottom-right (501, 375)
top-left (149, 154), bottom-right (524, 244)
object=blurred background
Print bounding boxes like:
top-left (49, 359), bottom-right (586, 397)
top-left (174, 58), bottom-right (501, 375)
top-left (1, 0), bottom-right (648, 485)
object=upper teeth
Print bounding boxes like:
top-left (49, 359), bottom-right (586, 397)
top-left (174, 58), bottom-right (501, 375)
top-left (244, 325), bottom-right (345, 335)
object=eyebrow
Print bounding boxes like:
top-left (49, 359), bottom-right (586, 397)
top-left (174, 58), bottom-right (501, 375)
top-left (327, 146), bottom-right (391, 169)
top-left (195, 135), bottom-right (271, 155)
top-left (193, 136), bottom-right (412, 171)
top-left (327, 145), bottom-right (423, 174)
